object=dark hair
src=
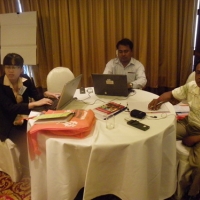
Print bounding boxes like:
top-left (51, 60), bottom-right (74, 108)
top-left (194, 59), bottom-right (200, 71)
top-left (3, 53), bottom-right (24, 67)
top-left (116, 38), bottom-right (134, 50)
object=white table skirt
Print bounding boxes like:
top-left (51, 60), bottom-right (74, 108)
top-left (29, 89), bottom-right (177, 200)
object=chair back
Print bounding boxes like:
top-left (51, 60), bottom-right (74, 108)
top-left (181, 71), bottom-right (195, 104)
top-left (174, 71), bottom-right (195, 198)
top-left (47, 67), bottom-right (74, 93)
top-left (186, 71), bottom-right (195, 83)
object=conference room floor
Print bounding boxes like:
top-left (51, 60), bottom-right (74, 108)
top-left (1, 171), bottom-right (192, 200)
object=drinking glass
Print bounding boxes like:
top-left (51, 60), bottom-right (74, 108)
top-left (106, 115), bottom-right (115, 129)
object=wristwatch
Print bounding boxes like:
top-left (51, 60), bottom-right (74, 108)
top-left (129, 83), bottom-right (133, 88)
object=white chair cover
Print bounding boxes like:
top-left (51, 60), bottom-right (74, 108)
top-left (175, 141), bottom-right (191, 199)
top-left (0, 139), bottom-right (22, 182)
top-left (186, 71), bottom-right (195, 83)
top-left (181, 72), bottom-right (195, 104)
top-left (47, 67), bottom-right (75, 93)
top-left (174, 71), bottom-right (195, 198)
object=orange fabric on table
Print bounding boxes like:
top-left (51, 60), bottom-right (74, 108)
top-left (28, 109), bottom-right (96, 160)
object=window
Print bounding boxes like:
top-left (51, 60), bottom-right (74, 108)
top-left (194, 0), bottom-right (200, 69)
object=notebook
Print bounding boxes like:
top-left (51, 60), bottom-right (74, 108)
top-left (91, 74), bottom-right (132, 97)
top-left (34, 74), bottom-right (82, 111)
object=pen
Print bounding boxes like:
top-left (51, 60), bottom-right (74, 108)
top-left (146, 111), bottom-right (170, 114)
top-left (156, 101), bottom-right (164, 106)
top-left (103, 106), bottom-right (127, 120)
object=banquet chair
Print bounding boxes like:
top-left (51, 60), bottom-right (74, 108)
top-left (186, 71), bottom-right (195, 83)
top-left (47, 67), bottom-right (74, 93)
top-left (175, 71), bottom-right (195, 199)
top-left (181, 71), bottom-right (195, 104)
top-left (175, 141), bottom-right (191, 199)
top-left (0, 139), bottom-right (22, 182)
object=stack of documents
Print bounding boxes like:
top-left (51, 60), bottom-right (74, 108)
top-left (173, 103), bottom-right (190, 119)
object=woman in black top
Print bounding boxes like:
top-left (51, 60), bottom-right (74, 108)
top-left (0, 53), bottom-right (58, 175)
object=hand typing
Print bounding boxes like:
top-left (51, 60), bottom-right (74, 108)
top-left (29, 98), bottom-right (53, 109)
top-left (44, 91), bottom-right (61, 99)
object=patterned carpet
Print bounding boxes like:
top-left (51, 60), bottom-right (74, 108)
top-left (0, 170), bottom-right (177, 200)
top-left (0, 170), bottom-right (121, 200)
top-left (0, 171), bottom-right (31, 200)
top-left (0, 171), bottom-right (121, 200)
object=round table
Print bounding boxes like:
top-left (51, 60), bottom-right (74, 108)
top-left (28, 88), bottom-right (177, 200)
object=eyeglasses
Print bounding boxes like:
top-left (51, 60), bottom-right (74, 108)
top-left (5, 66), bottom-right (21, 70)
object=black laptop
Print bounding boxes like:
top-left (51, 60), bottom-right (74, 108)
top-left (91, 74), bottom-right (132, 97)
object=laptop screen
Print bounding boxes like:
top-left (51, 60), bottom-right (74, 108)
top-left (56, 74), bottom-right (82, 109)
top-left (92, 74), bottom-right (130, 97)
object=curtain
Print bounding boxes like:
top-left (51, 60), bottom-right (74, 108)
top-left (177, 0), bottom-right (197, 84)
top-left (18, 0), bottom-right (52, 88)
top-left (1, 0), bottom-right (198, 92)
top-left (0, 0), bottom-right (19, 13)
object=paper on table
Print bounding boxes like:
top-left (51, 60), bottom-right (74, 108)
top-left (173, 104), bottom-right (190, 113)
top-left (28, 111), bottom-right (41, 128)
top-left (127, 101), bottom-right (169, 113)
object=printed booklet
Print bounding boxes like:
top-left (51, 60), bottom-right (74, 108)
top-left (93, 102), bottom-right (126, 120)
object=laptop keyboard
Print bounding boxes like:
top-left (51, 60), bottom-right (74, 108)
top-left (32, 98), bottom-right (59, 112)
top-left (45, 98), bottom-right (59, 110)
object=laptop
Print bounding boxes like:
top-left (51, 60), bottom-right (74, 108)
top-left (34, 74), bottom-right (82, 111)
top-left (92, 74), bottom-right (132, 97)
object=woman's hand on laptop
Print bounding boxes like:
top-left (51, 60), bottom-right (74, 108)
top-left (28, 98), bottom-right (53, 109)
top-left (44, 91), bottom-right (61, 99)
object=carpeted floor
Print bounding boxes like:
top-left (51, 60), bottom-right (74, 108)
top-left (0, 171), bottom-right (121, 200)
top-left (0, 171), bottom-right (31, 200)
top-left (0, 171), bottom-right (180, 200)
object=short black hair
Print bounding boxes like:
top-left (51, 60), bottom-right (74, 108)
top-left (116, 38), bottom-right (134, 50)
top-left (3, 53), bottom-right (24, 67)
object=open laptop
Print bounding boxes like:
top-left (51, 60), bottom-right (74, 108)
top-left (34, 74), bottom-right (82, 111)
top-left (92, 74), bottom-right (132, 97)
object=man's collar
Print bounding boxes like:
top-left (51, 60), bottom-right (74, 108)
top-left (114, 57), bottom-right (135, 66)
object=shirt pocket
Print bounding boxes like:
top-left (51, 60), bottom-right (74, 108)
top-left (127, 72), bottom-right (136, 83)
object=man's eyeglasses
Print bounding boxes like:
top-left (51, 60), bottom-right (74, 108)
top-left (5, 66), bottom-right (21, 70)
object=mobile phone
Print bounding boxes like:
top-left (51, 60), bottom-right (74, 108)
top-left (127, 120), bottom-right (150, 131)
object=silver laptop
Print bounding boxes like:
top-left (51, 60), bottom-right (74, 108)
top-left (55, 74), bottom-right (82, 109)
top-left (34, 74), bottom-right (82, 111)
top-left (92, 74), bottom-right (132, 97)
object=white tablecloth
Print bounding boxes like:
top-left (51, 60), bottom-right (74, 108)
top-left (28, 89), bottom-right (177, 200)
